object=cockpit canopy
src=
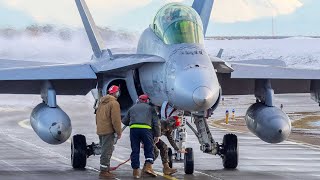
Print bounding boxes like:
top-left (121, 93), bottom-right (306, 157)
top-left (152, 3), bottom-right (204, 45)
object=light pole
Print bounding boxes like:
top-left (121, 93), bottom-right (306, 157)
top-left (267, 0), bottom-right (275, 37)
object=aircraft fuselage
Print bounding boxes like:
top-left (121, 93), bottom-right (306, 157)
top-left (137, 28), bottom-right (220, 112)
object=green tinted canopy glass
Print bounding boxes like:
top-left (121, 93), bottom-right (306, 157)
top-left (152, 3), bottom-right (204, 45)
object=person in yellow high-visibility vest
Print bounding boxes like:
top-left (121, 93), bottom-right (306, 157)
top-left (122, 94), bottom-right (161, 179)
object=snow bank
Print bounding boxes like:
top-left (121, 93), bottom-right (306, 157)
top-left (205, 38), bottom-right (320, 69)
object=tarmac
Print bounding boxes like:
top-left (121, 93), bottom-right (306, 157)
top-left (0, 94), bottom-right (320, 180)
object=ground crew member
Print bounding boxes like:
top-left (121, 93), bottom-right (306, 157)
top-left (96, 85), bottom-right (122, 178)
top-left (122, 94), bottom-right (161, 179)
top-left (154, 116), bottom-right (187, 175)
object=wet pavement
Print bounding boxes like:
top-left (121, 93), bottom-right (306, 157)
top-left (0, 94), bottom-right (320, 179)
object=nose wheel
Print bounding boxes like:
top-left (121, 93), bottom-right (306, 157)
top-left (184, 147), bottom-right (194, 174)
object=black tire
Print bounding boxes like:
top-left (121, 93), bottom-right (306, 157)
top-left (184, 147), bottom-right (194, 174)
top-left (168, 148), bottom-right (173, 168)
top-left (71, 134), bottom-right (87, 169)
top-left (222, 134), bottom-right (238, 169)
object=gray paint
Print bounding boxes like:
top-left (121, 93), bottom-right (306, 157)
top-left (137, 27), bottom-right (220, 110)
top-left (245, 103), bottom-right (291, 143)
top-left (228, 59), bottom-right (287, 67)
top-left (0, 59), bottom-right (58, 69)
top-left (218, 74), bottom-right (311, 95)
top-left (0, 63), bottom-right (96, 80)
top-left (230, 63), bottom-right (320, 79)
top-left (30, 103), bottom-right (72, 145)
top-left (75, 0), bottom-right (104, 58)
top-left (91, 54), bottom-right (165, 73)
top-left (125, 71), bottom-right (139, 104)
top-left (0, 79), bottom-right (97, 95)
top-left (255, 79), bottom-right (274, 107)
top-left (192, 0), bottom-right (214, 35)
top-left (211, 56), bottom-right (233, 73)
top-left (0, 0), bottom-right (319, 150)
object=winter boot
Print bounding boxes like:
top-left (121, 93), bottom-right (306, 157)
top-left (133, 168), bottom-right (141, 179)
top-left (163, 163), bottom-right (177, 175)
top-left (99, 170), bottom-right (116, 178)
top-left (143, 162), bottom-right (157, 177)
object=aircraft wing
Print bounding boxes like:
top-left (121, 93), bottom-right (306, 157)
top-left (216, 61), bottom-right (320, 96)
top-left (91, 54), bottom-right (165, 73)
top-left (0, 59), bottom-right (97, 95)
top-left (211, 56), bottom-right (233, 73)
top-left (0, 55), bottom-right (165, 95)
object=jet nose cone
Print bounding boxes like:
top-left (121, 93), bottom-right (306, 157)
top-left (193, 86), bottom-right (217, 109)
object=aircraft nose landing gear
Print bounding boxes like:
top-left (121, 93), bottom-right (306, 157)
top-left (186, 112), bottom-right (238, 172)
top-left (184, 147), bottom-right (194, 174)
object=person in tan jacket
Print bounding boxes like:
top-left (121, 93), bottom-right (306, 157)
top-left (96, 85), bottom-right (122, 178)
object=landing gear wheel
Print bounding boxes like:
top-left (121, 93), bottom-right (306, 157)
top-left (222, 134), bottom-right (238, 169)
top-left (71, 134), bottom-right (87, 169)
top-left (184, 147), bottom-right (194, 174)
top-left (168, 148), bottom-right (173, 168)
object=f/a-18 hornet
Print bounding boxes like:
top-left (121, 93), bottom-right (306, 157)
top-left (1, 0), bottom-right (320, 174)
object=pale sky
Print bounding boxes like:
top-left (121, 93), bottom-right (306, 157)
top-left (0, 0), bottom-right (318, 36)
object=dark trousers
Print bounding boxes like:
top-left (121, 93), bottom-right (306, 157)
top-left (130, 128), bottom-right (154, 169)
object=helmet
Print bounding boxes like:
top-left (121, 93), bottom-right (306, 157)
top-left (108, 85), bottom-right (119, 94)
top-left (138, 94), bottom-right (149, 103)
top-left (167, 116), bottom-right (181, 128)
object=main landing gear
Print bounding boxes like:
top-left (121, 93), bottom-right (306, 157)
top-left (71, 134), bottom-right (102, 169)
top-left (71, 134), bottom-right (87, 169)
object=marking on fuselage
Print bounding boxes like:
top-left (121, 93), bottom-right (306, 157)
top-left (17, 119), bottom-right (176, 180)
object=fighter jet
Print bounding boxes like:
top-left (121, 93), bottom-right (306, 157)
top-left (1, 0), bottom-right (320, 174)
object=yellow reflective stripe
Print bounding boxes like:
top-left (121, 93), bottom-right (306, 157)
top-left (130, 124), bottom-right (151, 129)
